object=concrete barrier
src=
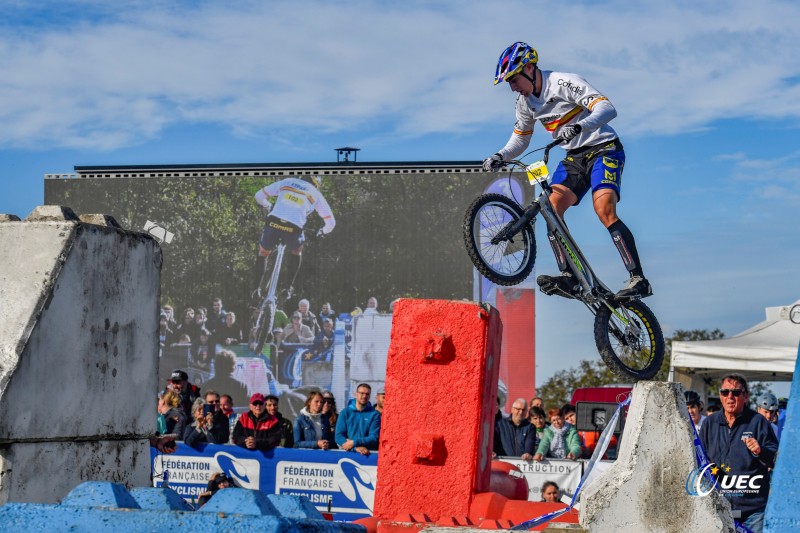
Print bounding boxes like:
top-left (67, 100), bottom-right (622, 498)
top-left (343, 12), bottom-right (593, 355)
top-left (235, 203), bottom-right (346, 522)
top-left (579, 381), bottom-right (734, 532)
top-left (0, 206), bottom-right (161, 504)
top-left (0, 481), bottom-right (366, 532)
top-left (764, 341), bottom-right (800, 532)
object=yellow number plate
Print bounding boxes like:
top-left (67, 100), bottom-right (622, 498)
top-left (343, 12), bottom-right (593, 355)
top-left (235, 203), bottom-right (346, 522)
top-left (526, 161), bottom-right (549, 184)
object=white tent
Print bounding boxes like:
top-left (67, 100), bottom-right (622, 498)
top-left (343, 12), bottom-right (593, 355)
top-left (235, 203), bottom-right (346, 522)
top-left (671, 300), bottom-right (800, 390)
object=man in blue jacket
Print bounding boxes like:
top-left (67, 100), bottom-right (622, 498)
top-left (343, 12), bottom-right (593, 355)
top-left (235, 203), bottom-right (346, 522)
top-left (699, 373), bottom-right (778, 533)
top-left (494, 398), bottom-right (537, 460)
top-left (335, 383), bottom-right (381, 455)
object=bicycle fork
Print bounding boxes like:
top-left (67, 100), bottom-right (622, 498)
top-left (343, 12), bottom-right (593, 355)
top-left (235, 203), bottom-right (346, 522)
top-left (491, 201), bottom-right (541, 245)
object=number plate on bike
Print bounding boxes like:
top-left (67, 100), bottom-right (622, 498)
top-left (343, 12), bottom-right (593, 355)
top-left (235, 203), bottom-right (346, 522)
top-left (526, 160), bottom-right (549, 184)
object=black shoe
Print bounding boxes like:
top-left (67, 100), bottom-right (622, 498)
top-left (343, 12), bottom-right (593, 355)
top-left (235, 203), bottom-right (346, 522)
top-left (537, 272), bottom-right (579, 299)
top-left (615, 276), bottom-right (653, 300)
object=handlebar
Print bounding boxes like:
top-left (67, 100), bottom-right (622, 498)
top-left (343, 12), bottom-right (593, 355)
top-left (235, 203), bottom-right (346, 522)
top-left (542, 139), bottom-right (563, 165)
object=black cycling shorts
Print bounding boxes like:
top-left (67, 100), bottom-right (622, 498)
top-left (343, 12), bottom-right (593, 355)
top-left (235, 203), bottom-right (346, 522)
top-left (259, 216), bottom-right (304, 252)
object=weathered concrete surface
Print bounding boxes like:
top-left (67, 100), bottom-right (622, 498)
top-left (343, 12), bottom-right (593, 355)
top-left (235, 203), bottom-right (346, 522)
top-left (374, 299), bottom-right (502, 520)
top-left (580, 381), bottom-right (734, 533)
top-left (0, 207), bottom-right (161, 504)
top-left (0, 440), bottom-right (150, 504)
top-left (764, 341), bottom-right (800, 532)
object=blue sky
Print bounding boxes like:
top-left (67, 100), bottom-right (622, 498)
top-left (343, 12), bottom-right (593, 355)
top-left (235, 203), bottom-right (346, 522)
top-left (2, 1), bottom-right (798, 390)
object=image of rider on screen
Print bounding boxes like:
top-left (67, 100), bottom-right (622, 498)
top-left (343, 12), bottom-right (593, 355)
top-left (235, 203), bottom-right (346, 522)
top-left (253, 175), bottom-right (336, 295)
top-left (483, 42), bottom-right (651, 301)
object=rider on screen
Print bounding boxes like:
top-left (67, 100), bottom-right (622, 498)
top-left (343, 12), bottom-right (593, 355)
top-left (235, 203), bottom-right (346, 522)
top-left (252, 175), bottom-right (335, 296)
top-left (483, 42), bottom-right (651, 301)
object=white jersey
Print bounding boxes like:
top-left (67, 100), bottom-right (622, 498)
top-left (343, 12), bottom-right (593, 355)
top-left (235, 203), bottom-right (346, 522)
top-left (255, 178), bottom-right (336, 234)
top-left (498, 70), bottom-right (619, 160)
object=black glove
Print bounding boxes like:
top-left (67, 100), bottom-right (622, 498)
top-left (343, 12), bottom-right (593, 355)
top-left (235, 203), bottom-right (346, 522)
top-left (556, 124), bottom-right (582, 142)
top-left (482, 153), bottom-right (504, 171)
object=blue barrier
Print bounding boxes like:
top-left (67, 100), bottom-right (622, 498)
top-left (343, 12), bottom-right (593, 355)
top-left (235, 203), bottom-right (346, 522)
top-left (151, 443), bottom-right (378, 521)
top-left (764, 340), bottom-right (800, 533)
top-left (0, 481), bottom-right (366, 533)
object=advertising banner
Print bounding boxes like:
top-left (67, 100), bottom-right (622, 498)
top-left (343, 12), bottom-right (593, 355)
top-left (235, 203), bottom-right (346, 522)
top-left (501, 458), bottom-right (583, 502)
top-left (152, 443), bottom-right (378, 521)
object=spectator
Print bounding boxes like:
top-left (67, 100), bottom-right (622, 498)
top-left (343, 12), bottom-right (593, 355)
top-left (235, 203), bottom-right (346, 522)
top-left (265, 394), bottom-right (294, 448)
top-left (282, 312), bottom-right (314, 344)
top-left (157, 390), bottom-right (187, 440)
top-left (755, 392), bottom-right (780, 441)
top-left (193, 307), bottom-right (207, 334)
top-left (219, 394), bottom-right (239, 442)
top-left (161, 305), bottom-right (177, 328)
top-left (165, 369), bottom-right (201, 422)
top-left (297, 298), bottom-right (321, 335)
top-left (494, 398), bottom-right (537, 460)
top-left (232, 393), bottom-right (282, 452)
top-left (685, 390), bottom-right (706, 432)
top-left (200, 350), bottom-right (249, 407)
top-left (175, 308), bottom-right (198, 342)
top-left (541, 481), bottom-right (561, 503)
top-left (699, 373), bottom-right (778, 533)
top-left (159, 315), bottom-right (174, 348)
top-left (561, 403), bottom-right (588, 457)
top-left (183, 398), bottom-right (227, 448)
top-left (215, 312), bottom-right (244, 347)
top-left (363, 297), bottom-right (379, 315)
top-left (530, 397), bottom-right (545, 411)
top-left (294, 391), bottom-right (335, 450)
top-left (313, 318), bottom-right (335, 353)
top-left (319, 302), bottom-right (336, 323)
top-left (322, 390), bottom-right (339, 440)
top-left (207, 297), bottom-right (228, 334)
top-left (534, 408), bottom-right (582, 461)
top-left (374, 390), bottom-right (385, 414)
top-left (335, 383), bottom-right (381, 455)
top-left (197, 472), bottom-right (233, 509)
top-left (204, 389), bottom-right (231, 444)
top-left (529, 406), bottom-right (547, 440)
top-left (191, 328), bottom-right (213, 371)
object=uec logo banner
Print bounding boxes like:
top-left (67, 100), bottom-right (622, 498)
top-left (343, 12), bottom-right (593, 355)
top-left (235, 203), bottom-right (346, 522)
top-left (685, 463), bottom-right (764, 498)
top-left (151, 443), bottom-right (378, 520)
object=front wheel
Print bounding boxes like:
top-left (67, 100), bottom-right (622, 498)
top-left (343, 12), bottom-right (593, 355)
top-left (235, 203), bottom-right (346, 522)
top-left (594, 300), bottom-right (664, 381)
top-left (463, 193), bottom-right (536, 286)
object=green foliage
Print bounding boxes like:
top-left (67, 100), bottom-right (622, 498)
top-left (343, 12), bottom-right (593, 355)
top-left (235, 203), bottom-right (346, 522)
top-left (537, 328), bottom-right (727, 409)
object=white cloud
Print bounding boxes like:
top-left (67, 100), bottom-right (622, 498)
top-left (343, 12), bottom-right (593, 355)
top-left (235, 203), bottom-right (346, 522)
top-left (1, 1), bottom-right (800, 150)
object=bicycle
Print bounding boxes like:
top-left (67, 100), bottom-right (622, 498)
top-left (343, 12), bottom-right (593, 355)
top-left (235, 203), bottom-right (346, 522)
top-left (463, 140), bottom-right (664, 381)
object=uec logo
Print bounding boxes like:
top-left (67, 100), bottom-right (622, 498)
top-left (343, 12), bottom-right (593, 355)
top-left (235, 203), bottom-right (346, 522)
top-left (685, 463), bottom-right (718, 497)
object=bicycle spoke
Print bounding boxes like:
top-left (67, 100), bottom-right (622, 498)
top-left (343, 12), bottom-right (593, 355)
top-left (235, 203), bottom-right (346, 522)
top-left (474, 203), bottom-right (527, 277)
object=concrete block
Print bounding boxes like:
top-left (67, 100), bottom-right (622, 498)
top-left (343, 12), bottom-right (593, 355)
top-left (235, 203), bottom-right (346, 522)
top-left (129, 487), bottom-right (194, 511)
top-left (197, 487), bottom-right (279, 515)
top-left (60, 481), bottom-right (140, 508)
top-left (0, 214), bottom-right (21, 222)
top-left (0, 439), bottom-right (151, 505)
top-left (267, 492), bottom-right (325, 519)
top-left (580, 381), bottom-right (734, 533)
top-left (764, 341), bottom-right (800, 532)
top-left (374, 299), bottom-right (502, 520)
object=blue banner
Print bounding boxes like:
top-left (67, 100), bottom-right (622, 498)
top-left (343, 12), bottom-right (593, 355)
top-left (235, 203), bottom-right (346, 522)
top-left (151, 444), bottom-right (378, 521)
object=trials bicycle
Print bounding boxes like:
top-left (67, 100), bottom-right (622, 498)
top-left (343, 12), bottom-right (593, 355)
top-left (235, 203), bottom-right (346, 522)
top-left (463, 140), bottom-right (664, 381)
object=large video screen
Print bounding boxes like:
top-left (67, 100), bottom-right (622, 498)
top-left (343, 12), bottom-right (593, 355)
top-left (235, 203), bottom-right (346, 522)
top-left (45, 168), bottom-right (534, 419)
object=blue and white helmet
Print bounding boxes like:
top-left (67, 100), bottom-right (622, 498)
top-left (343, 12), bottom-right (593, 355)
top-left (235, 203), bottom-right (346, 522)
top-left (494, 42), bottom-right (539, 85)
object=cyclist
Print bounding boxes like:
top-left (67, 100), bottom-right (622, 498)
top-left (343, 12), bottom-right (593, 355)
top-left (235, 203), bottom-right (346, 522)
top-left (252, 175), bottom-right (335, 296)
top-left (483, 42), bottom-right (651, 300)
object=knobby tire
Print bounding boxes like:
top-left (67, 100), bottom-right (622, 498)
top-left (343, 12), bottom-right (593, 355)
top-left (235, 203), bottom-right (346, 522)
top-left (594, 299), bottom-right (664, 381)
top-left (463, 193), bottom-right (536, 286)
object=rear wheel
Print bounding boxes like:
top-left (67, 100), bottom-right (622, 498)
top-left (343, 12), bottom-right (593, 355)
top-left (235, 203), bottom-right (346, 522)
top-left (463, 193), bottom-right (536, 286)
top-left (594, 300), bottom-right (664, 381)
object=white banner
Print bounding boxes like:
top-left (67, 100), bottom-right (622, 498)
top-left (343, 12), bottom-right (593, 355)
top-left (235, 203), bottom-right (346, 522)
top-left (501, 458), bottom-right (583, 502)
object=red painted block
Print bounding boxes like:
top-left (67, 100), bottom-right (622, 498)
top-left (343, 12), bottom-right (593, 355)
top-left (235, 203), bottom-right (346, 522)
top-left (374, 299), bottom-right (503, 520)
top-left (469, 492), bottom-right (509, 522)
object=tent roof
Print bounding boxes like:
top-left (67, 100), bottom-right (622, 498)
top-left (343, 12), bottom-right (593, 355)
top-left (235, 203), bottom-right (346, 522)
top-left (670, 300), bottom-right (800, 381)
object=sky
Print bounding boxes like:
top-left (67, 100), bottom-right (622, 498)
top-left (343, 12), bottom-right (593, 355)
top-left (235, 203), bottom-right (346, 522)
top-left (1, 0), bottom-right (798, 392)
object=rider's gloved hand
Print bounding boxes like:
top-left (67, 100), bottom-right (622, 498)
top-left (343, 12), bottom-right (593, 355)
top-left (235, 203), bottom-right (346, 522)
top-left (556, 124), bottom-right (582, 142)
top-left (482, 153), bottom-right (504, 172)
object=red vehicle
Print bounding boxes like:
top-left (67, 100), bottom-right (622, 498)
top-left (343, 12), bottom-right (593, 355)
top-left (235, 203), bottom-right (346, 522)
top-left (570, 386), bottom-right (632, 460)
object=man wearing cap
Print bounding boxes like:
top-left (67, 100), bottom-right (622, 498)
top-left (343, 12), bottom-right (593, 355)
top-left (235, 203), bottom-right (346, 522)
top-left (699, 373), bottom-right (778, 533)
top-left (684, 390), bottom-right (706, 432)
top-left (755, 392), bottom-right (780, 441)
top-left (232, 393), bottom-right (282, 452)
top-left (165, 369), bottom-right (201, 421)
